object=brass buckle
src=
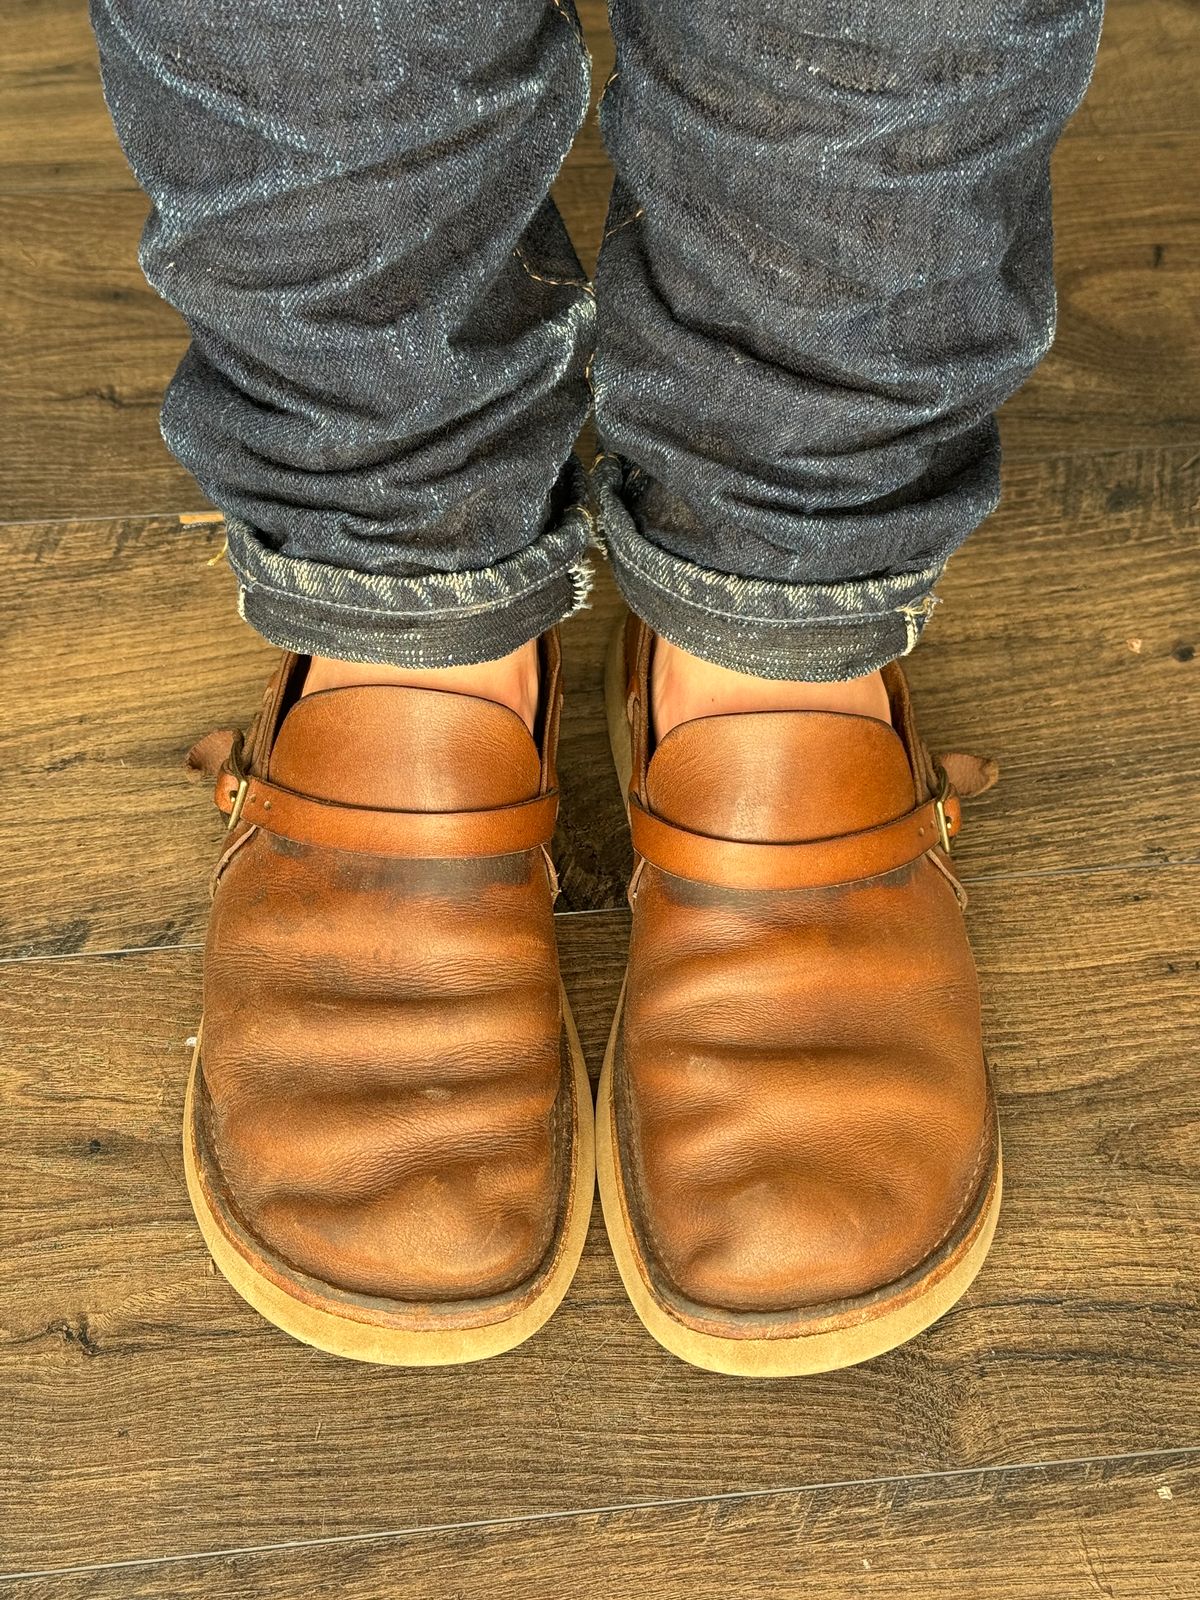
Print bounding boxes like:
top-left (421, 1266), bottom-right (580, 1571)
top-left (933, 765), bottom-right (953, 855)
top-left (225, 733), bottom-right (250, 832)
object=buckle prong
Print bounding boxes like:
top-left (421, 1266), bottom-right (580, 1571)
top-left (933, 766), bottom-right (953, 855)
top-left (226, 776), bottom-right (249, 831)
top-left (224, 732), bottom-right (250, 831)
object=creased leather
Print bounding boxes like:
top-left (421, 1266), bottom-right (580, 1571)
top-left (196, 639), bottom-right (568, 1303)
top-left (617, 618), bottom-right (996, 1315)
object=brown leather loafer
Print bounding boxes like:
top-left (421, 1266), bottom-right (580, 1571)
top-left (598, 616), bottom-right (1000, 1376)
top-left (184, 631), bottom-right (592, 1364)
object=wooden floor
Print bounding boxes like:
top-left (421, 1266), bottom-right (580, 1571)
top-left (1, 1), bottom-right (1198, 1594)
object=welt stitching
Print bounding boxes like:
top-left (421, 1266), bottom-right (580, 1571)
top-left (892, 1104), bottom-right (997, 1279)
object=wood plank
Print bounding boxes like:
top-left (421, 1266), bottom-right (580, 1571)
top-left (0, 0), bottom-right (126, 193)
top-left (1, 445), bottom-right (1196, 958)
top-left (0, 515), bottom-right (271, 959)
top-left (6, 1452), bottom-right (1198, 1597)
top-left (0, 190), bottom-right (204, 522)
top-left (1002, 132), bottom-right (1200, 457)
top-left (1, 866), bottom-right (1197, 1570)
top-left (1061, 0), bottom-right (1200, 139)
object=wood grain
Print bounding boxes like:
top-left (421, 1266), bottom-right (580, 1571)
top-left (1, 867), bottom-right (1197, 1571)
top-left (1, 444), bottom-right (1195, 958)
top-left (0, 514), bottom-right (271, 959)
top-left (6, 1452), bottom-right (1198, 1597)
top-left (0, 189), bottom-right (203, 521)
top-left (1001, 133), bottom-right (1200, 457)
top-left (0, 0), bottom-right (127, 193)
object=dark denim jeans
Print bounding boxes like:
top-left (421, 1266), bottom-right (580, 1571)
top-left (92, 0), bottom-right (1102, 677)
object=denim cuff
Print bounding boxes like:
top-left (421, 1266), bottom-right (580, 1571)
top-left (227, 460), bottom-right (596, 668)
top-left (595, 456), bottom-right (944, 682)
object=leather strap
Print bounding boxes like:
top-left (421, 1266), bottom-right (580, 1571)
top-left (628, 791), bottom-right (961, 891)
top-left (215, 766), bottom-right (558, 858)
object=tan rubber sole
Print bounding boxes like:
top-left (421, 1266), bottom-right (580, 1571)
top-left (599, 618), bottom-right (1002, 1376)
top-left (184, 993), bottom-right (595, 1366)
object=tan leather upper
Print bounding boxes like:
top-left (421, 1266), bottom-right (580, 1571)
top-left (616, 619), bottom-right (995, 1315)
top-left (194, 637), bottom-right (568, 1304)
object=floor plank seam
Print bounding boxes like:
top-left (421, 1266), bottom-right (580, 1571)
top-left (4, 1445), bottom-right (1197, 1585)
top-left (950, 856), bottom-right (1200, 885)
top-left (0, 941), bottom-right (205, 967)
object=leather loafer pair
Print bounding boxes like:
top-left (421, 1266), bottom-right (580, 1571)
top-left (185, 618), bottom-right (999, 1373)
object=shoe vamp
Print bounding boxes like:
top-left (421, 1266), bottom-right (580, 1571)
top-left (621, 859), bottom-right (991, 1313)
top-left (200, 834), bottom-right (563, 1302)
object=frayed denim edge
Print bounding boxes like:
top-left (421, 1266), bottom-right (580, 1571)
top-left (595, 474), bottom-right (944, 682)
top-left (227, 501), bottom-right (596, 668)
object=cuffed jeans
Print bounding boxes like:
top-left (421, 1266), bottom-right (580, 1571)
top-left (91, 0), bottom-right (1102, 679)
